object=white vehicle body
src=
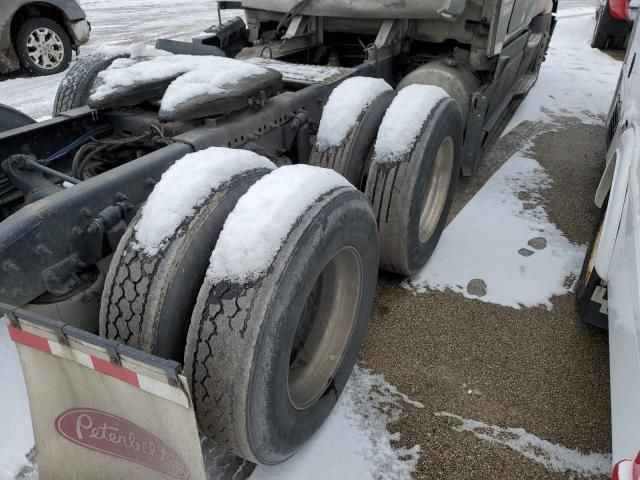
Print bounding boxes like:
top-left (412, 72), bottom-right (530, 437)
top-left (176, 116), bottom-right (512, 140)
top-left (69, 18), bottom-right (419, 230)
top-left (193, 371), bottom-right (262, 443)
top-left (594, 17), bottom-right (640, 475)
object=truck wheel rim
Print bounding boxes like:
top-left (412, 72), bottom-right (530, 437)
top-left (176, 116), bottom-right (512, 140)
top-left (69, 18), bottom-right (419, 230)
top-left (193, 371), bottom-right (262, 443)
top-left (288, 247), bottom-right (363, 410)
top-left (419, 136), bottom-right (455, 243)
top-left (26, 28), bottom-right (65, 70)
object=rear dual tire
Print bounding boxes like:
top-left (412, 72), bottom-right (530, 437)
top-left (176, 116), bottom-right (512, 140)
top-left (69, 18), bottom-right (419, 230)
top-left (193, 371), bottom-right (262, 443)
top-left (99, 167), bottom-right (270, 361)
top-left (101, 154), bottom-right (379, 465)
top-left (184, 185), bottom-right (379, 464)
top-left (366, 96), bottom-right (463, 276)
top-left (311, 80), bottom-right (463, 277)
top-left (309, 90), bottom-right (395, 188)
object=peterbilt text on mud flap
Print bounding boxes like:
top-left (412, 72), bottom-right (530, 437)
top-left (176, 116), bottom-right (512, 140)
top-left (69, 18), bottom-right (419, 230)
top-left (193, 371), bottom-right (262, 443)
top-left (0, 0), bottom-right (556, 477)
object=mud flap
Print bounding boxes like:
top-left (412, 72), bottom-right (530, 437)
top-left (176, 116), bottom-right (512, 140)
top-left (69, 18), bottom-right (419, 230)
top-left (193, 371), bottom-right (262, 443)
top-left (1, 303), bottom-right (205, 480)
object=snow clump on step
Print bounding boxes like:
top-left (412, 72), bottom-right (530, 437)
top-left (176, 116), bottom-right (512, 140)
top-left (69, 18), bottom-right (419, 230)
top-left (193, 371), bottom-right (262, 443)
top-left (374, 84), bottom-right (449, 163)
top-left (207, 164), bottom-right (353, 285)
top-left (316, 77), bottom-right (392, 150)
top-left (134, 147), bottom-right (275, 256)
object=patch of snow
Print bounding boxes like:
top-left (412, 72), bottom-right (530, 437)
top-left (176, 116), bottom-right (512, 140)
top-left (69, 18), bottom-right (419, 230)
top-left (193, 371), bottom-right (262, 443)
top-left (435, 411), bottom-right (612, 476)
top-left (207, 164), bottom-right (353, 285)
top-left (252, 366), bottom-right (423, 480)
top-left (160, 57), bottom-right (268, 114)
top-left (405, 151), bottom-right (585, 309)
top-left (0, 318), bottom-right (34, 479)
top-left (129, 43), bottom-right (172, 59)
top-left (316, 77), bottom-right (392, 150)
top-left (91, 55), bottom-right (267, 105)
top-left (374, 84), bottom-right (449, 163)
top-left (502, 12), bottom-right (621, 135)
top-left (247, 58), bottom-right (344, 83)
top-left (134, 147), bottom-right (275, 256)
top-left (90, 44), bottom-right (131, 59)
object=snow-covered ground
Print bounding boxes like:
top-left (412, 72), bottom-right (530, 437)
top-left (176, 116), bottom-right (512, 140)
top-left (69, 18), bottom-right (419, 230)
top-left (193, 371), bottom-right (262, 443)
top-left (406, 151), bottom-right (586, 309)
top-left (252, 367), bottom-right (423, 480)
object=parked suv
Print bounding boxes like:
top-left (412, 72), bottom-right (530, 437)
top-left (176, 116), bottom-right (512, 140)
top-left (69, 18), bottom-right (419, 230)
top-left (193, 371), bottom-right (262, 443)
top-left (0, 0), bottom-right (90, 76)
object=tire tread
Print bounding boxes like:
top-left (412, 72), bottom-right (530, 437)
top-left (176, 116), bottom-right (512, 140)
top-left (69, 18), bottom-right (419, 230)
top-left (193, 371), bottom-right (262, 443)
top-left (53, 53), bottom-right (125, 116)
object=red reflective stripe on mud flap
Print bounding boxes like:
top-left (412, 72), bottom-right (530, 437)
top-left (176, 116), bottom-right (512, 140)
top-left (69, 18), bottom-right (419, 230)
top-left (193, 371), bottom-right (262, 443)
top-left (8, 325), bottom-right (142, 390)
top-left (91, 355), bottom-right (140, 388)
top-left (8, 325), bottom-right (52, 354)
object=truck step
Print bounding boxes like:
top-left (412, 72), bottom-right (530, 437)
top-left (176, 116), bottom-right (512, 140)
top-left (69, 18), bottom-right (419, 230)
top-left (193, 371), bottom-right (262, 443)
top-left (247, 58), bottom-right (356, 85)
top-left (513, 72), bottom-right (538, 96)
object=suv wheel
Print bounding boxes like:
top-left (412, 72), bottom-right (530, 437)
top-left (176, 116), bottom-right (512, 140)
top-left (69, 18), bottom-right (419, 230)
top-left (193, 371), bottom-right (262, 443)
top-left (15, 17), bottom-right (72, 76)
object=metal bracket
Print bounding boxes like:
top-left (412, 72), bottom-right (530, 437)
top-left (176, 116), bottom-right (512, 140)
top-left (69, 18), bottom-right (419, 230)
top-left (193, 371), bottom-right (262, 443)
top-left (103, 340), bottom-right (122, 366)
top-left (369, 19), bottom-right (408, 62)
top-left (51, 322), bottom-right (70, 346)
top-left (284, 15), bottom-right (310, 39)
top-left (4, 309), bottom-right (20, 329)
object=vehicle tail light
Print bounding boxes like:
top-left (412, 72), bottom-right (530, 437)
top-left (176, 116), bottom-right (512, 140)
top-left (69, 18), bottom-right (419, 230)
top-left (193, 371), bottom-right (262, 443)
top-left (609, 0), bottom-right (631, 21)
top-left (613, 452), bottom-right (640, 480)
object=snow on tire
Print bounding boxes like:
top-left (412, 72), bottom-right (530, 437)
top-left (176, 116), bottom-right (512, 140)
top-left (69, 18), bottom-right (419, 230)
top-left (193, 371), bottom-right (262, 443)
top-left (184, 165), bottom-right (379, 464)
top-left (366, 84), bottom-right (463, 276)
top-left (309, 77), bottom-right (394, 188)
top-left (100, 147), bottom-right (275, 361)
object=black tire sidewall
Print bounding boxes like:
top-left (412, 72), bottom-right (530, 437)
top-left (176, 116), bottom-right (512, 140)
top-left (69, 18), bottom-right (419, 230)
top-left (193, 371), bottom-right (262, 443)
top-left (310, 90), bottom-right (394, 188)
top-left (245, 188), bottom-right (378, 464)
top-left (406, 100), bottom-right (462, 272)
top-left (345, 90), bottom-right (395, 188)
top-left (100, 169), bottom-right (271, 360)
top-left (16, 18), bottom-right (72, 76)
top-left (152, 171), bottom-right (271, 359)
top-left (370, 97), bottom-right (463, 275)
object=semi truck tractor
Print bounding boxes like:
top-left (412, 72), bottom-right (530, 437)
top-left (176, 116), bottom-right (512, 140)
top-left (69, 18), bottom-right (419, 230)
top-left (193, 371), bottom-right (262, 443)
top-left (0, 0), bottom-right (555, 477)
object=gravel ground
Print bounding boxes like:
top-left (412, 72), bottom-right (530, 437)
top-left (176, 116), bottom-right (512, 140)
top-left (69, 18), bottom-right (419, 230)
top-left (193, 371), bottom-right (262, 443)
top-left (360, 117), bottom-right (612, 479)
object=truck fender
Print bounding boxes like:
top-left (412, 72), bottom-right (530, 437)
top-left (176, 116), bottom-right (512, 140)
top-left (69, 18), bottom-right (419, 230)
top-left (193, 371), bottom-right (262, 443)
top-left (32, 0), bottom-right (86, 21)
top-left (594, 125), bottom-right (636, 280)
top-left (396, 59), bottom-right (481, 120)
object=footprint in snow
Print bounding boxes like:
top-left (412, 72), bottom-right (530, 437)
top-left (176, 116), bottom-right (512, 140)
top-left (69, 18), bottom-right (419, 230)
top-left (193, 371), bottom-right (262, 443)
top-left (518, 237), bottom-right (547, 257)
